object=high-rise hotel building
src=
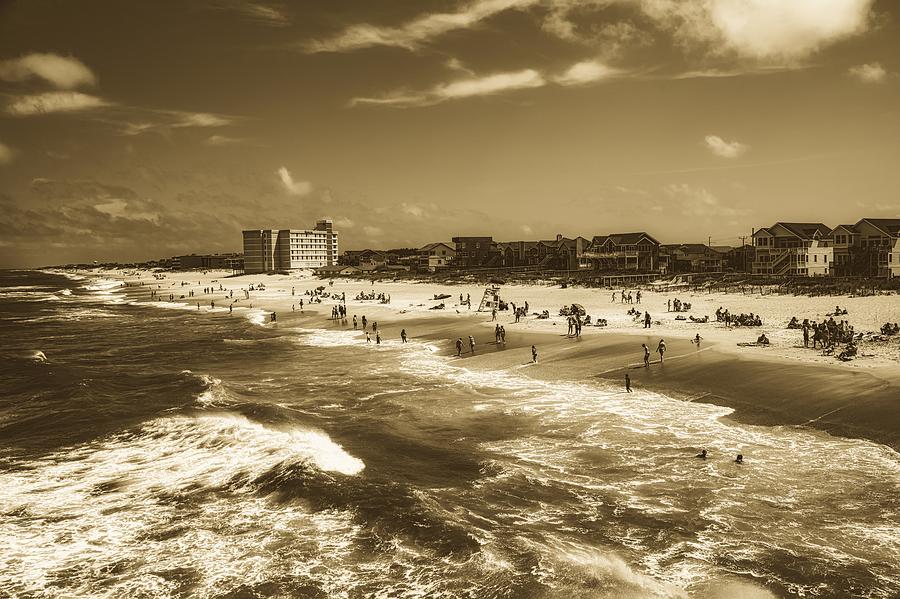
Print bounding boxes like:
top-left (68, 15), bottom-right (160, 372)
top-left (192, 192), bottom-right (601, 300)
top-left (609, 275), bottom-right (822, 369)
top-left (242, 220), bottom-right (338, 273)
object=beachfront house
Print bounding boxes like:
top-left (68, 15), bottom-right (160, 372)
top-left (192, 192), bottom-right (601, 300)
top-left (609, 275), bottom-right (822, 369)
top-left (851, 218), bottom-right (900, 278)
top-left (316, 265), bottom-right (360, 276)
top-left (659, 244), bottom-right (727, 273)
top-left (581, 232), bottom-right (661, 272)
top-left (751, 222), bottom-right (833, 276)
top-left (418, 242), bottom-right (456, 271)
top-left (496, 235), bottom-right (590, 270)
top-left (452, 236), bottom-right (500, 268)
top-left (242, 219), bottom-right (338, 274)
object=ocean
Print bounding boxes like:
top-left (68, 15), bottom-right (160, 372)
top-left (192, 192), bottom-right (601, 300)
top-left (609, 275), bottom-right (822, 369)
top-left (1, 269), bottom-right (898, 599)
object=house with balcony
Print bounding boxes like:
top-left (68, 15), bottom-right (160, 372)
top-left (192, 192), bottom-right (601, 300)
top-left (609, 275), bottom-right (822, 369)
top-left (751, 222), bottom-right (833, 276)
top-left (581, 232), bottom-right (661, 272)
top-left (452, 236), bottom-right (501, 268)
top-left (660, 244), bottom-right (727, 273)
top-left (852, 218), bottom-right (900, 278)
top-left (418, 242), bottom-right (455, 271)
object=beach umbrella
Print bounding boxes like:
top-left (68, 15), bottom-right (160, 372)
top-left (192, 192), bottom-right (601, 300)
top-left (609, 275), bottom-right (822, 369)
top-left (571, 303), bottom-right (585, 314)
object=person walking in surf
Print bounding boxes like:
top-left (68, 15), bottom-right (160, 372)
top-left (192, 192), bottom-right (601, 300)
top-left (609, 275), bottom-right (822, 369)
top-left (642, 343), bottom-right (650, 367)
top-left (656, 339), bottom-right (666, 363)
top-left (531, 345), bottom-right (538, 363)
top-left (456, 337), bottom-right (463, 357)
top-left (469, 335), bottom-right (476, 354)
top-left (400, 329), bottom-right (408, 343)
top-left (625, 374), bottom-right (632, 393)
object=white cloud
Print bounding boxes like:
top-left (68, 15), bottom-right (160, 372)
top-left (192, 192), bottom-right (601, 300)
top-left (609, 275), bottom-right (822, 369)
top-left (363, 225), bottom-right (383, 237)
top-left (93, 198), bottom-right (160, 223)
top-left (848, 62), bottom-right (886, 83)
top-left (401, 203), bottom-right (425, 218)
top-left (664, 183), bottom-right (747, 217)
top-left (554, 60), bottom-right (619, 85)
top-left (277, 166), bottom-right (312, 196)
top-left (521, 224), bottom-right (533, 235)
top-left (352, 68), bottom-right (545, 107)
top-left (173, 112), bottom-right (233, 128)
top-left (704, 134), bottom-right (748, 158)
top-left (204, 135), bottom-right (244, 146)
top-left (0, 141), bottom-right (13, 165)
top-left (224, 2), bottom-right (290, 26)
top-left (305, 0), bottom-right (539, 52)
top-left (0, 53), bottom-right (96, 89)
top-left (640, 0), bottom-right (874, 62)
top-left (333, 217), bottom-right (355, 228)
top-left (6, 92), bottom-right (109, 116)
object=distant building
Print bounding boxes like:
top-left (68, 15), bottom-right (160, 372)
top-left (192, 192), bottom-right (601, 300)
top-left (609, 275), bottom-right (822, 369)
top-left (838, 218), bottom-right (900, 278)
top-left (173, 253), bottom-right (242, 270)
top-left (452, 236), bottom-right (499, 268)
top-left (751, 222), bottom-right (833, 276)
top-left (495, 234), bottom-right (589, 270)
top-left (660, 244), bottom-right (726, 273)
top-left (419, 242), bottom-right (455, 270)
top-left (582, 232), bottom-right (661, 272)
top-left (242, 219), bottom-right (338, 274)
top-left (316, 265), bottom-right (360, 276)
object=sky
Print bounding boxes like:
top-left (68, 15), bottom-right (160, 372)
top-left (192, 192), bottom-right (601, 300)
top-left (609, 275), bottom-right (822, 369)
top-left (0, 0), bottom-right (898, 267)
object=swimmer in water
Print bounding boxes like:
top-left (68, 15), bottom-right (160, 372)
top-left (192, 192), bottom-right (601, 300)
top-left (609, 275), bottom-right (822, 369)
top-left (735, 454), bottom-right (744, 464)
top-left (696, 449), bottom-right (707, 459)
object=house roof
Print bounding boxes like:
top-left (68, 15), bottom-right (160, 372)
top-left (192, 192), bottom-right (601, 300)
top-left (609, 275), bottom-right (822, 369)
top-left (859, 218), bottom-right (900, 237)
top-left (829, 224), bottom-right (857, 235)
top-left (774, 222), bottom-right (832, 239)
top-left (592, 232), bottom-right (659, 246)
top-left (317, 265), bottom-right (357, 273)
top-left (420, 242), bottom-right (453, 252)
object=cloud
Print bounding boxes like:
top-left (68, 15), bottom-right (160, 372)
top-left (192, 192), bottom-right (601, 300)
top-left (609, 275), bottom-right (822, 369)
top-left (0, 141), bottom-right (13, 165)
top-left (305, 0), bottom-right (538, 52)
top-left (640, 0), bottom-right (875, 62)
top-left (401, 202), bottom-right (425, 218)
top-left (333, 216), bottom-right (355, 228)
top-left (363, 225), bottom-right (384, 237)
top-left (118, 110), bottom-right (237, 136)
top-left (352, 68), bottom-right (545, 107)
top-left (277, 166), bottom-right (312, 196)
top-left (848, 62), bottom-right (887, 83)
top-left (554, 60), bottom-right (619, 85)
top-left (664, 183), bottom-right (748, 218)
top-left (704, 134), bottom-right (748, 158)
top-left (214, 1), bottom-right (290, 26)
top-left (521, 224), bottom-right (533, 235)
top-left (204, 134), bottom-right (245, 146)
top-left (93, 198), bottom-right (160, 223)
top-left (6, 92), bottom-right (110, 116)
top-left (0, 53), bottom-right (96, 89)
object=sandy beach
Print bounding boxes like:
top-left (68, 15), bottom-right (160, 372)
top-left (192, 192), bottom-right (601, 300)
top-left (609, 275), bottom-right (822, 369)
top-left (65, 267), bottom-right (900, 450)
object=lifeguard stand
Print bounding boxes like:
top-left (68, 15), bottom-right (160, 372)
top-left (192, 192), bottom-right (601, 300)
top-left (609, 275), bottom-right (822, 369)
top-left (477, 286), bottom-right (501, 312)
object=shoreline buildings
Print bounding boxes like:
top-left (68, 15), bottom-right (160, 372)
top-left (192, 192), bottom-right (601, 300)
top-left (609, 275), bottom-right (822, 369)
top-left (242, 220), bottom-right (338, 274)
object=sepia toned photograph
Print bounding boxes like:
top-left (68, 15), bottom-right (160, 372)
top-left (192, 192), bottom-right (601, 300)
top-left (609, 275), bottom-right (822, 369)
top-left (1, 1), bottom-right (899, 598)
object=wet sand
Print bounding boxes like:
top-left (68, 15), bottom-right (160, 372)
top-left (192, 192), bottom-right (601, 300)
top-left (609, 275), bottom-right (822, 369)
top-left (297, 307), bottom-right (900, 451)
top-left (117, 278), bottom-right (900, 452)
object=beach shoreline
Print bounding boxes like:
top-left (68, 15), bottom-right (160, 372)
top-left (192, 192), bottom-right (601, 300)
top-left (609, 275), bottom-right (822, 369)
top-left (68, 267), bottom-right (900, 451)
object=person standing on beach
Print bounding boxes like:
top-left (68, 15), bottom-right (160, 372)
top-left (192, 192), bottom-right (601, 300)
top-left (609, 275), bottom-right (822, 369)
top-left (642, 343), bottom-right (650, 367)
top-left (492, 308), bottom-right (497, 321)
top-left (611, 292), bottom-right (616, 303)
top-left (469, 335), bottom-right (476, 354)
top-left (636, 290), bottom-right (642, 304)
top-left (353, 315), bottom-right (358, 329)
top-left (803, 323), bottom-right (810, 348)
top-left (401, 329), bottom-right (407, 343)
top-left (667, 299), bottom-right (671, 312)
top-left (500, 326), bottom-right (506, 343)
top-left (657, 339), bottom-right (666, 363)
top-left (362, 315), bottom-right (367, 330)
top-left (693, 333), bottom-right (702, 347)
top-left (644, 312), bottom-right (651, 329)
top-left (495, 324), bottom-right (501, 343)
top-left (531, 345), bottom-right (538, 363)
top-left (376, 332), bottom-right (381, 345)
top-left (456, 338), bottom-right (463, 356)
top-left (625, 374), bottom-right (632, 393)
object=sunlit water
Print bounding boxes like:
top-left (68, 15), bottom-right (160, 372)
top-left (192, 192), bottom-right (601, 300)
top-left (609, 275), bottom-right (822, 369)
top-left (1, 270), bottom-right (898, 598)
